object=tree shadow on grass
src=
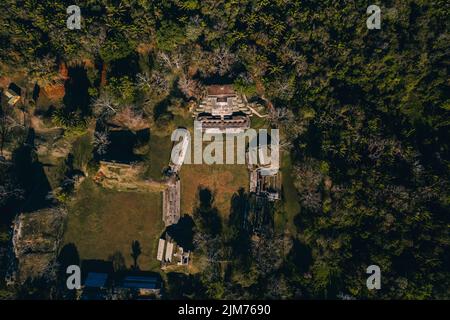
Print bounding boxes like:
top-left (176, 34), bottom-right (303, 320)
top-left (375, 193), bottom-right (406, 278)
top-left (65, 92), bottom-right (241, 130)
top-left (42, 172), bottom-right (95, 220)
top-left (58, 243), bottom-right (80, 270)
top-left (228, 188), bottom-right (252, 262)
top-left (193, 187), bottom-right (222, 236)
top-left (108, 251), bottom-right (126, 273)
top-left (166, 214), bottom-right (195, 251)
top-left (131, 240), bottom-right (142, 271)
top-left (56, 243), bottom-right (80, 299)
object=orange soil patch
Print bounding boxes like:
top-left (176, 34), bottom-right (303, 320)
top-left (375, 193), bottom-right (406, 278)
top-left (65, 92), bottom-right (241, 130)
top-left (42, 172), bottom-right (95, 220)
top-left (108, 108), bottom-right (150, 131)
top-left (188, 65), bottom-right (199, 77)
top-left (100, 63), bottom-right (107, 87)
top-left (82, 59), bottom-right (95, 69)
top-left (137, 43), bottom-right (154, 55)
top-left (0, 76), bottom-right (11, 89)
top-left (59, 62), bottom-right (69, 80)
top-left (43, 84), bottom-right (65, 100)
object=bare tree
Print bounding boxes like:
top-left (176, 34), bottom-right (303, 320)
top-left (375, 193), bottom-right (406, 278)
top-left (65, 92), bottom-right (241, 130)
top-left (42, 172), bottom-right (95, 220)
top-left (212, 46), bottom-right (236, 75)
top-left (0, 158), bottom-right (24, 207)
top-left (82, 23), bottom-right (107, 57)
top-left (138, 71), bottom-right (169, 96)
top-left (367, 136), bottom-right (403, 160)
top-left (268, 107), bottom-right (292, 126)
top-left (293, 160), bottom-right (324, 212)
top-left (158, 52), bottom-right (174, 69)
top-left (268, 76), bottom-right (295, 101)
top-left (28, 55), bottom-right (58, 86)
top-left (0, 177), bottom-right (24, 207)
top-left (265, 274), bottom-right (293, 299)
top-left (92, 93), bottom-right (119, 119)
top-left (193, 231), bottom-right (223, 263)
top-left (157, 51), bottom-right (186, 71)
top-left (178, 76), bottom-right (203, 99)
top-left (136, 72), bottom-right (152, 90)
top-left (42, 260), bottom-right (60, 283)
top-left (251, 230), bottom-right (286, 276)
top-left (116, 106), bottom-right (146, 130)
top-left (279, 45), bottom-right (308, 75)
top-left (0, 106), bottom-right (23, 156)
top-left (237, 72), bottom-right (254, 87)
top-left (93, 129), bottom-right (110, 155)
top-left (171, 52), bottom-right (185, 70)
top-left (279, 139), bottom-right (293, 151)
top-left (153, 73), bottom-right (169, 94)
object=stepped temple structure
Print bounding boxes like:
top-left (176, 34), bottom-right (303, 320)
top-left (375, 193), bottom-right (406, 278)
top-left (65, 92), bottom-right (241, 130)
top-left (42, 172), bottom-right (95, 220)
top-left (192, 85), bottom-right (252, 132)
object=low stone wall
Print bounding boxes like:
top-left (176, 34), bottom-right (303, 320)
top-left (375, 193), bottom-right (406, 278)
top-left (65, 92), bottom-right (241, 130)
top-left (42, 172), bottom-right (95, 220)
top-left (94, 161), bottom-right (165, 192)
top-left (162, 179), bottom-right (180, 227)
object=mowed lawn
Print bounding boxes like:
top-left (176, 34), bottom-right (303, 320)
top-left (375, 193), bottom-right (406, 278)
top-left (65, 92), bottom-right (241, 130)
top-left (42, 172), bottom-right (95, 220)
top-left (179, 164), bottom-right (249, 217)
top-left (63, 179), bottom-right (164, 271)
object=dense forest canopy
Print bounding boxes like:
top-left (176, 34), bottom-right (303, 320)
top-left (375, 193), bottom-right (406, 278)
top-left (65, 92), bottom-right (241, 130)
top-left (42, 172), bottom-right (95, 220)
top-left (0, 0), bottom-right (449, 299)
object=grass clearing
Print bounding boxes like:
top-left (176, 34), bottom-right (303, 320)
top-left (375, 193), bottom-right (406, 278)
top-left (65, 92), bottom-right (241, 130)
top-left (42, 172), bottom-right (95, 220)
top-left (63, 179), bottom-right (164, 271)
top-left (179, 163), bottom-right (248, 217)
top-left (144, 134), bottom-right (173, 180)
top-left (275, 152), bottom-right (300, 234)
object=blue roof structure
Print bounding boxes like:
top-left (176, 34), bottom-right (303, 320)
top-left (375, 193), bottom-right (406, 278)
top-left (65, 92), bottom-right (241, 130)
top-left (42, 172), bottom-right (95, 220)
top-left (84, 272), bottom-right (108, 288)
top-left (121, 276), bottom-right (159, 290)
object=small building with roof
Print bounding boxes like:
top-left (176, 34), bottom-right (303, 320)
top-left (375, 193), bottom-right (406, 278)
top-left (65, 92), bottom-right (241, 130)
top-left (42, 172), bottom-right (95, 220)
top-left (114, 272), bottom-right (162, 299)
top-left (84, 272), bottom-right (109, 288)
top-left (3, 83), bottom-right (21, 106)
top-left (79, 260), bottom-right (114, 300)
